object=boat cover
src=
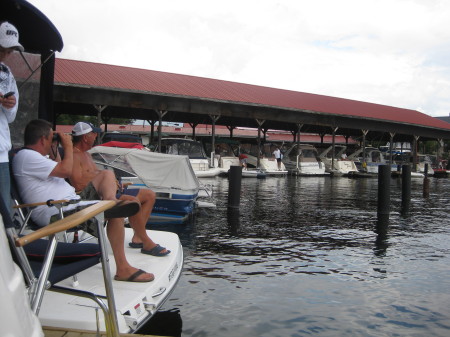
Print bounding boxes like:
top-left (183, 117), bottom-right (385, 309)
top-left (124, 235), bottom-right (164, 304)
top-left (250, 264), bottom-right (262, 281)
top-left (89, 146), bottom-right (200, 192)
top-left (100, 141), bottom-right (145, 149)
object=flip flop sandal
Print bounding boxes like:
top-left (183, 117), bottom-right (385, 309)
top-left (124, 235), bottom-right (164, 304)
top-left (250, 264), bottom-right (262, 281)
top-left (104, 200), bottom-right (140, 219)
top-left (141, 244), bottom-right (171, 257)
top-left (129, 242), bottom-right (143, 248)
top-left (114, 269), bottom-right (154, 282)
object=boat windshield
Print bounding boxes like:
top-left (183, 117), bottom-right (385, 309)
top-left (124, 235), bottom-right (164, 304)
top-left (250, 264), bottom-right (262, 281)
top-left (205, 142), bottom-right (237, 157)
top-left (160, 140), bottom-right (207, 159)
top-left (301, 148), bottom-right (318, 159)
top-left (91, 152), bottom-right (136, 178)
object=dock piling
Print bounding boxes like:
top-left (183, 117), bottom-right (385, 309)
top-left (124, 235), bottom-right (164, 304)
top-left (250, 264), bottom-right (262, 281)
top-left (401, 164), bottom-right (411, 216)
top-left (423, 163), bottom-right (430, 197)
top-left (377, 165), bottom-right (391, 221)
top-left (228, 166), bottom-right (242, 209)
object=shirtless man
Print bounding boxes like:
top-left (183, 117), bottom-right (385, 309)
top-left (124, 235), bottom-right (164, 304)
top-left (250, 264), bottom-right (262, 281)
top-left (70, 122), bottom-right (169, 256)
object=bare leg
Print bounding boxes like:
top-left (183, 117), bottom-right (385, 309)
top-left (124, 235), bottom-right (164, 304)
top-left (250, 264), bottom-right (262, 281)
top-left (120, 190), bottom-right (168, 253)
top-left (106, 217), bottom-right (154, 281)
top-left (91, 170), bottom-right (119, 200)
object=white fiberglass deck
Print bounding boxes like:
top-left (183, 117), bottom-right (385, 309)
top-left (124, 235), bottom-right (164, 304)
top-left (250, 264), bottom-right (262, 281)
top-left (38, 228), bottom-right (183, 334)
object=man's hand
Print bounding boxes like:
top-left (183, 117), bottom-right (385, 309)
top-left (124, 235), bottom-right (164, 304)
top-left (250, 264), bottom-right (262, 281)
top-left (58, 132), bottom-right (73, 150)
top-left (1, 93), bottom-right (16, 109)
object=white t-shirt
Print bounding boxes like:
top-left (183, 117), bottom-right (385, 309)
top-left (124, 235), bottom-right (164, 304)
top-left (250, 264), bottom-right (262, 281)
top-left (273, 149), bottom-right (282, 159)
top-left (12, 149), bottom-right (96, 226)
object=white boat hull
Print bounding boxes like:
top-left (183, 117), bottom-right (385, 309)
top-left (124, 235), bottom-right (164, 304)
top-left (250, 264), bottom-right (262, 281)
top-left (194, 167), bottom-right (223, 178)
top-left (323, 159), bottom-right (358, 176)
top-left (0, 218), bottom-right (44, 337)
top-left (37, 228), bottom-right (183, 334)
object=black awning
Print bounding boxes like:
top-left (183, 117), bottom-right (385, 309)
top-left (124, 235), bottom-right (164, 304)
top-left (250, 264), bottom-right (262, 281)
top-left (3, 0), bottom-right (63, 54)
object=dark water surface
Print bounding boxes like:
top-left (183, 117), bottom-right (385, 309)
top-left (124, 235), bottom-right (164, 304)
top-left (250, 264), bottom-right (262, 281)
top-left (142, 176), bottom-right (450, 337)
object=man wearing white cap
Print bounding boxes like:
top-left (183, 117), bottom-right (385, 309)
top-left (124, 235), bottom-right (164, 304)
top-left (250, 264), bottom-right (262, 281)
top-left (71, 121), bottom-right (170, 257)
top-left (0, 21), bottom-right (23, 208)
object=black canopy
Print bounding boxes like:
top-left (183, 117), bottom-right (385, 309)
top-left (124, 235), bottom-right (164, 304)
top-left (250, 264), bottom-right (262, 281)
top-left (3, 0), bottom-right (63, 53)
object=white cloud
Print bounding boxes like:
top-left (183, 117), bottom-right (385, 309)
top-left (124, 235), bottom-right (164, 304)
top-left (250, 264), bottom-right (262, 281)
top-left (28, 0), bottom-right (450, 117)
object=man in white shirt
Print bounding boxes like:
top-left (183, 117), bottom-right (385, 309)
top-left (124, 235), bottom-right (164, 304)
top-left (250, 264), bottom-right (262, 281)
top-left (272, 147), bottom-right (283, 170)
top-left (13, 119), bottom-right (154, 282)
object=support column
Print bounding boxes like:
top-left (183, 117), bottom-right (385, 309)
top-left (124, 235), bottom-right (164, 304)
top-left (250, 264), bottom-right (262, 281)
top-left (209, 115), bottom-right (220, 167)
top-left (156, 110), bottom-right (168, 152)
top-left (290, 130), bottom-right (295, 143)
top-left (296, 124), bottom-right (302, 155)
top-left (146, 119), bottom-right (156, 146)
top-left (331, 127), bottom-right (338, 171)
top-left (262, 128), bottom-right (269, 143)
top-left (412, 136), bottom-right (419, 172)
top-left (295, 124), bottom-right (303, 172)
top-left (319, 133), bottom-right (325, 145)
top-left (437, 138), bottom-right (443, 167)
top-left (362, 130), bottom-right (368, 170)
top-left (94, 105), bottom-right (107, 129)
top-left (256, 119), bottom-right (265, 169)
top-left (388, 132), bottom-right (395, 165)
top-left (102, 116), bottom-right (111, 133)
top-left (226, 125), bottom-right (235, 138)
top-left (189, 122), bottom-right (199, 140)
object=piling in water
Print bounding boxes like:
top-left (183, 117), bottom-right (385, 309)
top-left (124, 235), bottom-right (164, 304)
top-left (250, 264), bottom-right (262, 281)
top-left (228, 166), bottom-right (242, 208)
top-left (401, 164), bottom-right (411, 216)
top-left (377, 165), bottom-right (391, 221)
top-left (423, 163), bottom-right (430, 197)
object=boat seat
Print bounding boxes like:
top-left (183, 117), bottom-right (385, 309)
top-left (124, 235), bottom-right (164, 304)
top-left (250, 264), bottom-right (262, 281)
top-left (24, 238), bottom-right (101, 285)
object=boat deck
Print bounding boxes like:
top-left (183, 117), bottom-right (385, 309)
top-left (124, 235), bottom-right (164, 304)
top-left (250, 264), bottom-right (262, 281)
top-left (43, 326), bottom-right (164, 336)
top-left (38, 228), bottom-right (183, 334)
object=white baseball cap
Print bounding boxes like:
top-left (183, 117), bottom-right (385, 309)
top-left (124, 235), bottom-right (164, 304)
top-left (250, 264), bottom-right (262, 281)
top-left (72, 122), bottom-right (102, 136)
top-left (0, 22), bottom-right (24, 52)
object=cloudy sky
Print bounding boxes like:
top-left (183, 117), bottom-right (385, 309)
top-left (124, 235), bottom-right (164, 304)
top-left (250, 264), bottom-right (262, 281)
top-left (28, 0), bottom-right (450, 117)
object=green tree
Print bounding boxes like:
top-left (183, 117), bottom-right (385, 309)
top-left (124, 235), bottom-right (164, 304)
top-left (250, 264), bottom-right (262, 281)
top-left (56, 114), bottom-right (134, 126)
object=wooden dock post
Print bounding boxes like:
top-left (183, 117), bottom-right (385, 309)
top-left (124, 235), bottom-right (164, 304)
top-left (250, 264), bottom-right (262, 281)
top-left (377, 165), bottom-right (391, 221)
top-left (401, 164), bottom-right (411, 216)
top-left (423, 163), bottom-right (430, 197)
top-left (228, 166), bottom-right (242, 209)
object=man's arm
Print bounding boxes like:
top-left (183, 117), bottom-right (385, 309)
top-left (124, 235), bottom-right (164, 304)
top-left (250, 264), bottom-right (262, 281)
top-left (50, 133), bottom-right (73, 178)
top-left (1, 76), bottom-right (18, 122)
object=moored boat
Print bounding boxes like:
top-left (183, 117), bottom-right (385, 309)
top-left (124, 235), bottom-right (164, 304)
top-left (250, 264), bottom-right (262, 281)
top-left (202, 138), bottom-right (241, 176)
top-left (89, 144), bottom-right (201, 218)
top-left (282, 144), bottom-right (328, 176)
top-left (348, 147), bottom-right (397, 176)
top-left (239, 142), bottom-right (288, 176)
top-left (155, 138), bottom-right (222, 177)
top-left (319, 145), bottom-right (358, 176)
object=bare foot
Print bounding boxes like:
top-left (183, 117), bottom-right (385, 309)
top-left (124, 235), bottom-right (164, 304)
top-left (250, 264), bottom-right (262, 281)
top-left (114, 268), bottom-right (154, 282)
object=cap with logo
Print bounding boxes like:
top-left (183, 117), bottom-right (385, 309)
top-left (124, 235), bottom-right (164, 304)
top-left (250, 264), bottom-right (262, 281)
top-left (72, 122), bottom-right (102, 136)
top-left (0, 22), bottom-right (24, 52)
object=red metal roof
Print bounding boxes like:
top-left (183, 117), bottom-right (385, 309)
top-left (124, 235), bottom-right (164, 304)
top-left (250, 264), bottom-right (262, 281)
top-left (54, 58), bottom-right (450, 131)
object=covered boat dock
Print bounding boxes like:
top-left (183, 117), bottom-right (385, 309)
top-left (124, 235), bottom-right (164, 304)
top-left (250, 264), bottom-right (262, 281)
top-left (51, 59), bottom-right (450, 152)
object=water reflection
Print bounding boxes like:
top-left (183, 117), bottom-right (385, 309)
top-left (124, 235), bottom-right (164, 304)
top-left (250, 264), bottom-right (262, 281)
top-left (149, 176), bottom-right (450, 337)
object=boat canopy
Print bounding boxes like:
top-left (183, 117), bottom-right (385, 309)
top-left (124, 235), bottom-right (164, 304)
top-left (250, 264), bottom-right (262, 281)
top-left (89, 146), bottom-right (200, 192)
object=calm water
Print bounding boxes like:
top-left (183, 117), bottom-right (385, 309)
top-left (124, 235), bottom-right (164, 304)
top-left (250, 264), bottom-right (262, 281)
top-left (141, 175), bottom-right (450, 337)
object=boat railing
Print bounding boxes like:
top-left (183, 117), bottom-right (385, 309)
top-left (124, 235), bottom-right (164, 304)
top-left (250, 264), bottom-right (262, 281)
top-left (2, 198), bottom-right (122, 337)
